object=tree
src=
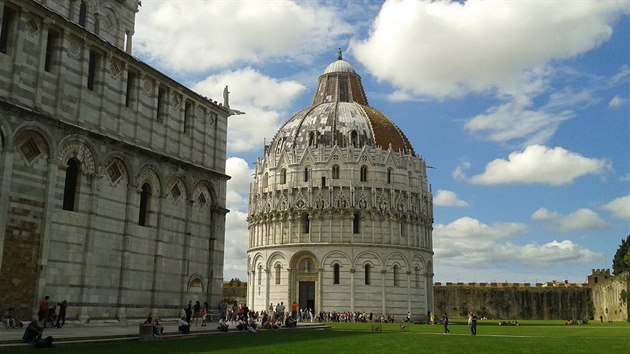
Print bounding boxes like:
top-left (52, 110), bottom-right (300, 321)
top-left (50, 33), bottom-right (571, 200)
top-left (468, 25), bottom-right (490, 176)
top-left (612, 234), bottom-right (630, 275)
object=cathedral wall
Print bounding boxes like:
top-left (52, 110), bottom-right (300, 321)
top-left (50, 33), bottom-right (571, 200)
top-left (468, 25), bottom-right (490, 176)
top-left (0, 1), bottom-right (229, 321)
top-left (0, 0), bottom-right (228, 175)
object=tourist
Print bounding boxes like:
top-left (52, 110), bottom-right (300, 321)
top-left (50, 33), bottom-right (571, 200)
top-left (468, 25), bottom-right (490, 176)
top-left (470, 313), bottom-right (478, 335)
top-left (178, 317), bottom-right (190, 334)
top-left (291, 301), bottom-right (299, 321)
top-left (55, 300), bottom-right (68, 328)
top-left (152, 317), bottom-right (164, 338)
top-left (22, 320), bottom-right (44, 344)
top-left (218, 317), bottom-right (229, 332)
top-left (2, 308), bottom-right (22, 329)
top-left (443, 314), bottom-right (450, 333)
top-left (184, 301), bottom-right (192, 324)
top-left (192, 300), bottom-right (201, 325)
top-left (201, 302), bottom-right (208, 326)
top-left (38, 296), bottom-right (50, 327)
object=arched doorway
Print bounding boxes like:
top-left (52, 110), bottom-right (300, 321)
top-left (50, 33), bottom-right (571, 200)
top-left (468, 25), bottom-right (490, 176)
top-left (290, 252), bottom-right (318, 312)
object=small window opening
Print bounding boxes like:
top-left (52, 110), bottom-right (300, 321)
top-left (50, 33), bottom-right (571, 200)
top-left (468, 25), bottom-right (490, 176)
top-left (138, 183), bottom-right (151, 226)
top-left (63, 158), bottom-right (80, 211)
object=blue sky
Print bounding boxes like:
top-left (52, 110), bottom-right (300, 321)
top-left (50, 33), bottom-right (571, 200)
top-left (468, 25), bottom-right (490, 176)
top-left (133, 0), bottom-right (629, 284)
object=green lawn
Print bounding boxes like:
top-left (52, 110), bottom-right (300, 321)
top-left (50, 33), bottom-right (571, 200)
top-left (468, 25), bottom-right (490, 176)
top-left (20, 320), bottom-right (630, 353)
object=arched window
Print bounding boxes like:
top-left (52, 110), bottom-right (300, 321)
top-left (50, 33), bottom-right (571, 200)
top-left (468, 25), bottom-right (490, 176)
top-left (364, 264), bottom-right (371, 285)
top-left (302, 213), bottom-right (310, 234)
top-left (304, 167), bottom-right (310, 182)
top-left (332, 164), bottom-right (340, 179)
top-left (353, 213), bottom-right (360, 234)
top-left (299, 259), bottom-right (314, 273)
top-left (275, 264), bottom-right (281, 285)
top-left (262, 172), bottom-right (268, 188)
top-left (333, 264), bottom-right (340, 285)
top-left (308, 131), bottom-right (316, 147)
top-left (63, 158), bottom-right (80, 211)
top-left (79, 1), bottom-right (87, 27)
top-left (351, 130), bottom-right (358, 147)
top-left (138, 183), bottom-right (151, 226)
top-left (393, 265), bottom-right (400, 286)
top-left (387, 168), bottom-right (392, 184)
top-left (280, 168), bottom-right (287, 184)
top-left (258, 266), bottom-right (263, 286)
top-left (415, 266), bottom-right (420, 288)
top-left (360, 165), bottom-right (368, 182)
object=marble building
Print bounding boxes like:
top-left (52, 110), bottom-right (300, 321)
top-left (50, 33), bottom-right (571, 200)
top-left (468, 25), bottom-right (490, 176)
top-left (247, 51), bottom-right (434, 318)
top-left (0, 0), bottom-right (229, 321)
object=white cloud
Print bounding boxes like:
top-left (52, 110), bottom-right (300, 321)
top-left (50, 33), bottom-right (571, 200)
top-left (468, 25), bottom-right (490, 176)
top-left (226, 157), bottom-right (254, 211)
top-left (192, 68), bottom-right (306, 153)
top-left (352, 0), bottom-right (629, 99)
top-left (602, 195), bottom-right (630, 221)
top-left (464, 96), bottom-right (572, 147)
top-left (470, 145), bottom-right (609, 186)
top-left (433, 190), bottom-right (469, 208)
top-left (452, 161), bottom-right (471, 182)
top-left (608, 95), bottom-right (627, 109)
top-left (434, 217), bottom-right (602, 269)
top-left (134, 0), bottom-right (353, 73)
top-left (532, 208), bottom-right (607, 232)
top-left (223, 210), bottom-right (250, 280)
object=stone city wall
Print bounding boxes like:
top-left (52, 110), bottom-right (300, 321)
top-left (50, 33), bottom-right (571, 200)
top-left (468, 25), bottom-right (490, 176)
top-left (434, 285), bottom-right (592, 320)
top-left (591, 273), bottom-right (629, 322)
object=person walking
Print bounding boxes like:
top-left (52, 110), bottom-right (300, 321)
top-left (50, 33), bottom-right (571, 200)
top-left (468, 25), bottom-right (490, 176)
top-left (201, 302), bottom-right (208, 326)
top-left (193, 301), bottom-right (201, 326)
top-left (470, 313), bottom-right (477, 335)
top-left (38, 296), bottom-right (50, 328)
top-left (443, 314), bottom-right (450, 333)
top-left (55, 300), bottom-right (68, 328)
top-left (184, 301), bottom-right (192, 324)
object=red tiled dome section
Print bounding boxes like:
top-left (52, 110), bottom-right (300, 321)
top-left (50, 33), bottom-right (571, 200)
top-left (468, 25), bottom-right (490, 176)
top-left (362, 105), bottom-right (416, 156)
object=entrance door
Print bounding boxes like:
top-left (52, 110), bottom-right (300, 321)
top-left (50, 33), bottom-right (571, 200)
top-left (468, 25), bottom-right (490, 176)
top-left (299, 281), bottom-right (315, 311)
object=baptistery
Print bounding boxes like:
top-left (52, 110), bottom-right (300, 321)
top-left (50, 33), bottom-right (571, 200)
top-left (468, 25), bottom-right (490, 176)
top-left (247, 51), bottom-right (433, 319)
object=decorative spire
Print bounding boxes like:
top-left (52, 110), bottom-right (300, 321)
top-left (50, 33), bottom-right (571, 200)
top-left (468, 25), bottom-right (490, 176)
top-left (337, 48), bottom-right (343, 61)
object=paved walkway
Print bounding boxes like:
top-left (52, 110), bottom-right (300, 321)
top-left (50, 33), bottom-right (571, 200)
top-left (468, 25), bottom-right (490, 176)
top-left (0, 319), bottom-right (324, 350)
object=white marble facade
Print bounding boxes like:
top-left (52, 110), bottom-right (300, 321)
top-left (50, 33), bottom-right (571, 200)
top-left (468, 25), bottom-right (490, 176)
top-left (0, 0), bottom-right (229, 321)
top-left (247, 53), bottom-right (434, 319)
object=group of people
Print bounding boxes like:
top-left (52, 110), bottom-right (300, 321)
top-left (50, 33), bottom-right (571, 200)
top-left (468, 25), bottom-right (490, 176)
top-left (143, 314), bottom-right (164, 338)
top-left (2, 307), bottom-right (23, 329)
top-left (37, 296), bottom-right (68, 328)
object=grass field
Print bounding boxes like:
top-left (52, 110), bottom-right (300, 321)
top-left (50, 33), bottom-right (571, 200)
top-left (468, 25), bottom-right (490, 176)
top-left (19, 319), bottom-right (630, 353)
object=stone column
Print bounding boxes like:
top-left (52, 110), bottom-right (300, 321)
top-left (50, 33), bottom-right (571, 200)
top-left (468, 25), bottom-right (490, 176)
top-left (179, 198), bottom-right (193, 308)
top-left (287, 267), bottom-right (293, 305)
top-left (116, 183), bottom-right (137, 322)
top-left (350, 268), bottom-right (355, 313)
top-left (406, 271), bottom-right (412, 315)
top-left (264, 267), bottom-right (270, 312)
top-left (150, 192), bottom-right (166, 312)
top-left (78, 167), bottom-right (102, 323)
top-left (207, 207), bottom-right (227, 308)
top-left (381, 269), bottom-right (387, 316)
top-left (317, 267), bottom-right (323, 314)
top-left (0, 147), bottom-right (15, 274)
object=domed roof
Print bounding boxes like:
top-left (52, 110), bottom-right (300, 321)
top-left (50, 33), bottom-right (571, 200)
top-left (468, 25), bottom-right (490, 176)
top-left (269, 50), bottom-right (415, 156)
top-left (323, 59), bottom-right (356, 74)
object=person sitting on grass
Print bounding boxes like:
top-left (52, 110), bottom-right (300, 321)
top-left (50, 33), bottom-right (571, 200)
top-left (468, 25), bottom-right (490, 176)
top-left (285, 316), bottom-right (297, 328)
top-left (262, 317), bottom-right (279, 332)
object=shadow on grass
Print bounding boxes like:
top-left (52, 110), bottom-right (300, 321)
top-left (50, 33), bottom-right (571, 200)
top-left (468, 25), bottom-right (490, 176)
top-left (22, 328), bottom-right (374, 354)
